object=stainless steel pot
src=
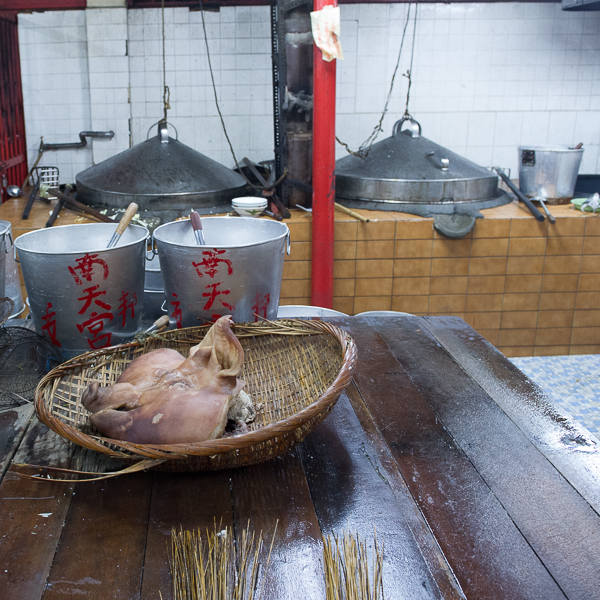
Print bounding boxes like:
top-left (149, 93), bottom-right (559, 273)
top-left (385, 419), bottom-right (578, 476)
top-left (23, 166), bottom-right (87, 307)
top-left (518, 145), bottom-right (584, 204)
top-left (336, 117), bottom-right (508, 209)
top-left (76, 121), bottom-right (247, 213)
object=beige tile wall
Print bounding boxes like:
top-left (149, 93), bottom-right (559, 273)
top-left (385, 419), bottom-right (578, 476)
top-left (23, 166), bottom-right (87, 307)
top-left (281, 202), bottom-right (600, 358)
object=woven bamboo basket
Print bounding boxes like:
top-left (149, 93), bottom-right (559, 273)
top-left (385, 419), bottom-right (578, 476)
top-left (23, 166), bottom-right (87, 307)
top-left (34, 319), bottom-right (357, 472)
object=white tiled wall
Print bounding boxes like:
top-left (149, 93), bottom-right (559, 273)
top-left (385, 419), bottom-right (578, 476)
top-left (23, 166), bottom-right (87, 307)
top-left (18, 10), bottom-right (92, 183)
top-left (18, 4), bottom-right (600, 185)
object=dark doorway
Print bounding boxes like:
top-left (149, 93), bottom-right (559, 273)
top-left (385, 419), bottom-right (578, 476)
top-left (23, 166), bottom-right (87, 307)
top-left (0, 11), bottom-right (27, 203)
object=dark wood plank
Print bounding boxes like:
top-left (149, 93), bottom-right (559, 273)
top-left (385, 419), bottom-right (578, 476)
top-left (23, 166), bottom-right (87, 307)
top-left (363, 315), bottom-right (600, 600)
top-left (300, 392), bottom-right (465, 600)
top-left (421, 315), bottom-right (600, 512)
top-left (338, 316), bottom-right (568, 600)
top-left (0, 419), bottom-right (76, 600)
top-left (230, 450), bottom-right (326, 600)
top-left (41, 471), bottom-right (152, 600)
top-left (0, 404), bottom-right (34, 482)
top-left (140, 469), bottom-right (235, 600)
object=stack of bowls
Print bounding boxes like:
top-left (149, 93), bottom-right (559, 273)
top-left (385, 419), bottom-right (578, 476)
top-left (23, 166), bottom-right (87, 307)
top-left (232, 196), bottom-right (268, 217)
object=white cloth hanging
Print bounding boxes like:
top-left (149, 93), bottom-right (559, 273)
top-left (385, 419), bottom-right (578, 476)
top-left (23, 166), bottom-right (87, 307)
top-left (310, 5), bottom-right (344, 62)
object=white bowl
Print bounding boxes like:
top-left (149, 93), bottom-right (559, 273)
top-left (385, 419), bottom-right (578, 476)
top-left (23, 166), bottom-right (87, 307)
top-left (232, 196), bottom-right (268, 207)
top-left (232, 196), bottom-right (267, 217)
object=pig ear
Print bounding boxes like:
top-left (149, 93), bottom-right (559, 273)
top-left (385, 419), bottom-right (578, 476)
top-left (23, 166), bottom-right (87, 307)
top-left (188, 316), bottom-right (244, 376)
top-left (212, 320), bottom-right (244, 377)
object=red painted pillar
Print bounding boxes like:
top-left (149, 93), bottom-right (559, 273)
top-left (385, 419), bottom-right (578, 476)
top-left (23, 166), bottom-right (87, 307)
top-left (311, 0), bottom-right (337, 308)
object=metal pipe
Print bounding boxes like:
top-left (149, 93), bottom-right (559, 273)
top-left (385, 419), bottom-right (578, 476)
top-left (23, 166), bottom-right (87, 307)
top-left (41, 131), bottom-right (114, 151)
top-left (494, 167), bottom-right (545, 222)
top-left (311, 0), bottom-right (337, 309)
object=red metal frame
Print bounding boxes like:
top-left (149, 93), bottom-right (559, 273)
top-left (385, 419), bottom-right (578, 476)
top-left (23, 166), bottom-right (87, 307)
top-left (0, 1), bottom-right (84, 9)
top-left (0, 12), bottom-right (27, 203)
top-left (311, 0), bottom-right (337, 309)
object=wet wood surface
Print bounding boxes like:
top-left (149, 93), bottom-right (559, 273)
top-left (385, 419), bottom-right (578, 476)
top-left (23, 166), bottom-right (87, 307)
top-left (2, 315), bottom-right (600, 600)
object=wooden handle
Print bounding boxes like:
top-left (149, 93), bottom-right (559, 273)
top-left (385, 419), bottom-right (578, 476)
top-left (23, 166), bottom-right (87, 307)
top-left (153, 315), bottom-right (170, 331)
top-left (115, 203), bottom-right (138, 236)
top-left (190, 210), bottom-right (202, 231)
top-left (334, 202), bottom-right (370, 223)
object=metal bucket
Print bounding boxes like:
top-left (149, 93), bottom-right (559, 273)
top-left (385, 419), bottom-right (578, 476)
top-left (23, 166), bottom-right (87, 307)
top-left (0, 220), bottom-right (23, 317)
top-left (518, 146), bottom-right (584, 204)
top-left (0, 220), bottom-right (12, 301)
top-left (15, 223), bottom-right (149, 359)
top-left (153, 216), bottom-right (290, 327)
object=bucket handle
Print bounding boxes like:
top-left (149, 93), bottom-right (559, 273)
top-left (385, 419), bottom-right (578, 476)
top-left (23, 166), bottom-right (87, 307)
top-left (4, 232), bottom-right (13, 254)
top-left (7, 233), bottom-right (18, 263)
top-left (148, 235), bottom-right (158, 260)
top-left (150, 231), bottom-right (291, 256)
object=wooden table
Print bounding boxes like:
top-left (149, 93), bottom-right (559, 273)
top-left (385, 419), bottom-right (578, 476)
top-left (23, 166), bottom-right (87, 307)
top-left (1, 314), bottom-right (600, 600)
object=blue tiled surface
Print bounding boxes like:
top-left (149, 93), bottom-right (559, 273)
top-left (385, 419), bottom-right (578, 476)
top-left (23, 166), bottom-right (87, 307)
top-left (510, 355), bottom-right (600, 436)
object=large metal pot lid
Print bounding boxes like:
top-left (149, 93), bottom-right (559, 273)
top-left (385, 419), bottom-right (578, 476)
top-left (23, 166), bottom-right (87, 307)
top-left (336, 117), bottom-right (501, 204)
top-left (76, 121), bottom-right (246, 211)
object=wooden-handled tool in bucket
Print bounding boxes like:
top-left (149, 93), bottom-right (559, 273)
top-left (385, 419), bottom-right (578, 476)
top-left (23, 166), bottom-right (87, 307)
top-left (107, 203), bottom-right (139, 248)
top-left (190, 210), bottom-right (205, 245)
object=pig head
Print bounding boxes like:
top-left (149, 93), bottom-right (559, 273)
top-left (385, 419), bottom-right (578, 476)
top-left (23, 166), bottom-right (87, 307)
top-left (81, 316), bottom-right (245, 444)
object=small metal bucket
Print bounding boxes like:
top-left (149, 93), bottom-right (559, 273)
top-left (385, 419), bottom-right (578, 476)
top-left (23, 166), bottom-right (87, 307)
top-left (518, 145), bottom-right (584, 204)
top-left (153, 216), bottom-right (290, 327)
top-left (0, 220), bottom-right (13, 301)
top-left (15, 223), bottom-right (149, 359)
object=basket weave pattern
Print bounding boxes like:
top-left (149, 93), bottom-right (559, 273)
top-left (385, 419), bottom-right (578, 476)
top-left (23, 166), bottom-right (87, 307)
top-left (35, 320), bottom-right (357, 471)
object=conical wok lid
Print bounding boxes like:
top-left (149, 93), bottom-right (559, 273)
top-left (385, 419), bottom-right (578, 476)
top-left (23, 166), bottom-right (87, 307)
top-left (76, 122), bottom-right (246, 211)
top-left (336, 118), bottom-right (500, 205)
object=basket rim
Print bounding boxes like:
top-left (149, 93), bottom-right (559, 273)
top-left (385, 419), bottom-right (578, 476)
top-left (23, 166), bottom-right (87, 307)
top-left (34, 319), bottom-right (357, 460)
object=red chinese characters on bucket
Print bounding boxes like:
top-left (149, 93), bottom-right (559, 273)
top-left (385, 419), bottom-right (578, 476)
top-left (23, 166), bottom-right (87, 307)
top-left (169, 249), bottom-right (270, 327)
top-left (41, 253), bottom-right (137, 349)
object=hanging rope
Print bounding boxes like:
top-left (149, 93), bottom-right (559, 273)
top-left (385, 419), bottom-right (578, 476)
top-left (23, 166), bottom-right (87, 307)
top-left (402, 4), bottom-right (419, 120)
top-left (200, 9), bottom-right (243, 173)
top-left (336, 3), bottom-right (416, 159)
top-left (161, 0), bottom-right (170, 122)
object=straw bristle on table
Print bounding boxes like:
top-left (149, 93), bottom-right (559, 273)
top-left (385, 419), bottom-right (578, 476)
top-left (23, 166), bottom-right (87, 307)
top-left (322, 531), bottom-right (384, 600)
top-left (169, 522), bottom-right (276, 600)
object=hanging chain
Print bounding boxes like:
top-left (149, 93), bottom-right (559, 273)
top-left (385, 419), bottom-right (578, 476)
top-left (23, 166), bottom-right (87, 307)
top-left (402, 4), bottom-right (418, 121)
top-left (336, 3), bottom-right (415, 159)
top-left (161, 0), bottom-right (170, 122)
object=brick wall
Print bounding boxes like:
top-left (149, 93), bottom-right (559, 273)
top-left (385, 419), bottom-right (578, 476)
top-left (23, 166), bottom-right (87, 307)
top-left (281, 202), bottom-right (600, 357)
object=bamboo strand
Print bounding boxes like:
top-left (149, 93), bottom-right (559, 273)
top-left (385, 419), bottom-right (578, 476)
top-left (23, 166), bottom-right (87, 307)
top-left (169, 523), bottom-right (276, 600)
top-left (322, 530), bottom-right (384, 600)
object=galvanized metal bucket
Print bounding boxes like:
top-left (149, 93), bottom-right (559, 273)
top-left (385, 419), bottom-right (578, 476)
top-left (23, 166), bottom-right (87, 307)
top-left (518, 145), bottom-right (584, 203)
top-left (0, 220), bottom-right (12, 301)
top-left (0, 220), bottom-right (23, 317)
top-left (153, 217), bottom-right (290, 327)
top-left (15, 223), bottom-right (149, 359)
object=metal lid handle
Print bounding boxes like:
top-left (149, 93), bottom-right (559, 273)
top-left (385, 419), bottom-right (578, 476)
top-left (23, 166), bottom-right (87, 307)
top-left (393, 117), bottom-right (421, 139)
